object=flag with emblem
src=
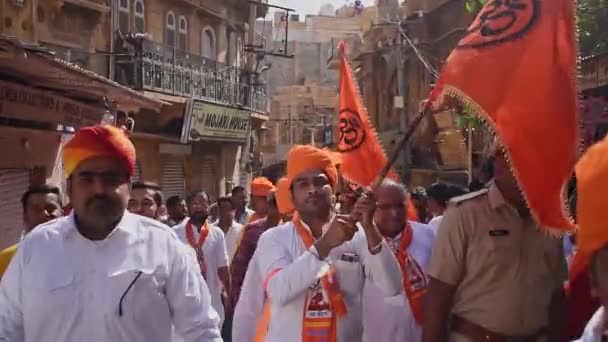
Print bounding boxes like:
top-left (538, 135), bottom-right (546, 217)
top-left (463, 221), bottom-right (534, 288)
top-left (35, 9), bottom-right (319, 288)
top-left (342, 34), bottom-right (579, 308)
top-left (336, 42), bottom-right (398, 187)
top-left (433, 0), bottom-right (578, 232)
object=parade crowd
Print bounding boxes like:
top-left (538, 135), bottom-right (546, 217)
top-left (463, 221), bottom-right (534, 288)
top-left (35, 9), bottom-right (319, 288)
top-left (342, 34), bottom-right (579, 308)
top-left (0, 124), bottom-right (604, 342)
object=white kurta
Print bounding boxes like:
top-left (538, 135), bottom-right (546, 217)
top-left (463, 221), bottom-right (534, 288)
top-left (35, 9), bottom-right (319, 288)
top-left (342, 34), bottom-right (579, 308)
top-left (576, 307), bottom-right (605, 342)
top-left (218, 221), bottom-right (244, 264)
top-left (232, 247), bottom-right (265, 342)
top-left (0, 212), bottom-right (221, 342)
top-left (362, 221), bottom-right (435, 342)
top-left (174, 219), bottom-right (229, 325)
top-left (256, 220), bottom-right (403, 342)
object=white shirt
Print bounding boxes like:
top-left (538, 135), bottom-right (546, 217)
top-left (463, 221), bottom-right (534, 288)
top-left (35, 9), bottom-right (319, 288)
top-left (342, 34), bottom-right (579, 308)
top-left (0, 212), bottom-right (221, 342)
top-left (236, 208), bottom-right (255, 225)
top-left (213, 220), bottom-right (244, 264)
top-left (232, 247), bottom-right (265, 342)
top-left (362, 221), bottom-right (435, 342)
top-left (174, 219), bottom-right (229, 325)
top-left (428, 215), bottom-right (443, 235)
top-left (576, 307), bottom-right (605, 342)
top-left (256, 220), bottom-right (403, 342)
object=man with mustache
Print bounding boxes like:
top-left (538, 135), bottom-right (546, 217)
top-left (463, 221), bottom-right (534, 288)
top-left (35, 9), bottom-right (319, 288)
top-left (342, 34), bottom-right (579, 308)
top-left (253, 145), bottom-right (402, 342)
top-left (174, 191), bottom-right (231, 329)
top-left (0, 125), bottom-right (221, 342)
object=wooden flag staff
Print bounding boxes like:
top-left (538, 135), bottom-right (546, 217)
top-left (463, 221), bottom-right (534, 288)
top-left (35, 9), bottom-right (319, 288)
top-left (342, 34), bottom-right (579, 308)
top-left (369, 102), bottom-right (434, 190)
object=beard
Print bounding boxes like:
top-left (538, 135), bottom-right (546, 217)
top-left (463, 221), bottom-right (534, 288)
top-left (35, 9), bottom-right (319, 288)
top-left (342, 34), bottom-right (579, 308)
top-left (85, 195), bottom-right (123, 222)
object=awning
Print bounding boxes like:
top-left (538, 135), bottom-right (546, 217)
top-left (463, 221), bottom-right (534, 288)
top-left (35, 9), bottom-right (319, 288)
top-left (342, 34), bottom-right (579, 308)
top-left (0, 35), bottom-right (162, 112)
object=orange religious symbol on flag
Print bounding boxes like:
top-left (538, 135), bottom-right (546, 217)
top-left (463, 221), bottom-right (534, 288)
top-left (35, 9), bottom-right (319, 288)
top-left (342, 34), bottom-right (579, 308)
top-left (433, 0), bottom-right (578, 233)
top-left (336, 42), bottom-right (398, 187)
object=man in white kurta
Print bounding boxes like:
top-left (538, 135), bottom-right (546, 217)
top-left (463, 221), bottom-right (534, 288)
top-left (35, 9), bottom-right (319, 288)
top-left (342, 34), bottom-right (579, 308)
top-left (174, 192), bottom-right (230, 326)
top-left (0, 124), bottom-right (221, 342)
top-left (255, 145), bottom-right (403, 342)
top-left (362, 180), bottom-right (435, 342)
top-left (232, 247), bottom-right (265, 342)
top-left (213, 196), bottom-right (244, 264)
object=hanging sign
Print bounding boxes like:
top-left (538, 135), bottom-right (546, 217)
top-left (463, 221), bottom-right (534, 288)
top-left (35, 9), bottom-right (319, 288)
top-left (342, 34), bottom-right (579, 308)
top-left (185, 99), bottom-right (251, 143)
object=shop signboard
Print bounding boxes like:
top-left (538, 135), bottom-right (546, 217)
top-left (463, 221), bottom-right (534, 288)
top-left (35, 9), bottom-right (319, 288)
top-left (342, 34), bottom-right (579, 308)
top-left (183, 99), bottom-right (251, 143)
top-left (0, 80), bottom-right (103, 128)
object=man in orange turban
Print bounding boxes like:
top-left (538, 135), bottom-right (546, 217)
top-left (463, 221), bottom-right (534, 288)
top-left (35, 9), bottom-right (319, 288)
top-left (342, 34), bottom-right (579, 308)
top-left (248, 177), bottom-right (275, 223)
top-left (574, 135), bottom-right (608, 340)
top-left (252, 144), bottom-right (402, 342)
top-left (0, 124), bottom-right (222, 341)
top-left (276, 177), bottom-right (294, 221)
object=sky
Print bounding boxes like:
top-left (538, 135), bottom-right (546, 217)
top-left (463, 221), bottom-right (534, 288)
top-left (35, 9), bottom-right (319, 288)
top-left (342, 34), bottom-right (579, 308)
top-left (269, 0), bottom-right (375, 17)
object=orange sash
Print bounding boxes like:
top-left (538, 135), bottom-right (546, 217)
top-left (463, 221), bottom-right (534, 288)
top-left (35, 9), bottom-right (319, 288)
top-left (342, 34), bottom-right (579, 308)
top-left (392, 224), bottom-right (427, 324)
top-left (185, 221), bottom-right (210, 278)
top-left (293, 213), bottom-right (345, 342)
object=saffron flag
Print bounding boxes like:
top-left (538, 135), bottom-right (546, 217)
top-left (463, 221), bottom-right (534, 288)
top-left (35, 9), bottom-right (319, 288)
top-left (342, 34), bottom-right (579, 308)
top-left (435, 0), bottom-right (578, 232)
top-left (337, 42), bottom-right (396, 187)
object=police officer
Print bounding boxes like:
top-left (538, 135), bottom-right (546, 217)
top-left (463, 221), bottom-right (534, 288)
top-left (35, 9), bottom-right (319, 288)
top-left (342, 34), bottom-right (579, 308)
top-left (422, 140), bottom-right (567, 342)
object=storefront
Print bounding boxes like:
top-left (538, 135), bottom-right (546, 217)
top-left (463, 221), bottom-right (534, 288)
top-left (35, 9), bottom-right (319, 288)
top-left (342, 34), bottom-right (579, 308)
top-left (183, 99), bottom-right (251, 200)
top-left (0, 35), bottom-right (161, 249)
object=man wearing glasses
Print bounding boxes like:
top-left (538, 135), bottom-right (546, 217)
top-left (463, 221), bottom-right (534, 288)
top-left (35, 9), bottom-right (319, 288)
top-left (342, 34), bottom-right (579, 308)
top-left (0, 125), bottom-right (221, 342)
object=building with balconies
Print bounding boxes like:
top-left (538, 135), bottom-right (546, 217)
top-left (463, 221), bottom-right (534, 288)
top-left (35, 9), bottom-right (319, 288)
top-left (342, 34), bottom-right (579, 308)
top-left (0, 0), bottom-right (162, 248)
top-left (111, 0), bottom-right (269, 200)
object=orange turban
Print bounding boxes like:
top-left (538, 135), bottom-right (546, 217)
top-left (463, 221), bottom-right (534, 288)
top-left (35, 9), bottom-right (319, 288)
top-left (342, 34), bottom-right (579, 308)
top-left (287, 145), bottom-right (338, 188)
top-left (251, 177), bottom-right (275, 197)
top-left (576, 136), bottom-right (608, 258)
top-left (63, 125), bottom-right (136, 177)
top-left (276, 177), bottom-right (294, 215)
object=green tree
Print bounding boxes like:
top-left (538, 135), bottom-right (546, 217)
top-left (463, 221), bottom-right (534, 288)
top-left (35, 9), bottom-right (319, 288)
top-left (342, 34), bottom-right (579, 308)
top-left (578, 0), bottom-right (608, 56)
top-left (465, 0), bottom-right (608, 56)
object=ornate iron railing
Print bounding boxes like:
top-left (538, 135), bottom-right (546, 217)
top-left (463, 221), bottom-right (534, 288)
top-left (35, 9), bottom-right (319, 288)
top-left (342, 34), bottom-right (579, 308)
top-left (115, 38), bottom-right (267, 113)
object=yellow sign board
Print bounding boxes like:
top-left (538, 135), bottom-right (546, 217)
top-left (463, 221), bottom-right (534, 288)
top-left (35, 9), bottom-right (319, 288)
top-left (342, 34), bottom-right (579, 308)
top-left (187, 100), bottom-right (250, 142)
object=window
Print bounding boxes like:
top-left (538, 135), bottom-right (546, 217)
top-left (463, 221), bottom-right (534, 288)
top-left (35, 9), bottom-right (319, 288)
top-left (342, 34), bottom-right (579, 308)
top-left (178, 16), bottom-right (188, 51)
top-left (118, 0), bottom-right (129, 34)
top-left (134, 0), bottom-right (145, 33)
top-left (228, 32), bottom-right (243, 67)
top-left (165, 11), bottom-right (176, 47)
top-left (201, 27), bottom-right (216, 60)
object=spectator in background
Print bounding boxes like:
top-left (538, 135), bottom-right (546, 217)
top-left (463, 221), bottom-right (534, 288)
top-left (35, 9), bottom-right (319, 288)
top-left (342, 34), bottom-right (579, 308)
top-left (166, 195), bottom-right (188, 226)
top-left (231, 186), bottom-right (253, 225)
top-left (247, 177), bottom-right (275, 223)
top-left (0, 185), bottom-right (64, 279)
top-left (411, 187), bottom-right (430, 223)
top-left (214, 196), bottom-right (244, 264)
top-left (426, 183), bottom-right (469, 234)
top-left (127, 181), bottom-right (164, 221)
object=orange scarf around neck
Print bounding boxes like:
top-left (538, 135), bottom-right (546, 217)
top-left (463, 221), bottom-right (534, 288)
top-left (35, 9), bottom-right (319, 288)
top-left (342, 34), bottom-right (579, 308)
top-left (392, 223), bottom-right (427, 324)
top-left (185, 221), bottom-right (210, 277)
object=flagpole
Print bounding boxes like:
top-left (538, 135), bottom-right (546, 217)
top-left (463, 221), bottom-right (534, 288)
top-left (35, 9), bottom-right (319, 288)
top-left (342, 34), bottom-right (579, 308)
top-left (371, 103), bottom-right (431, 189)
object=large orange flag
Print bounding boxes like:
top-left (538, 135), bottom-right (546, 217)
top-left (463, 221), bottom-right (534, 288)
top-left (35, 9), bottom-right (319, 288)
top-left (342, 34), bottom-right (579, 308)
top-left (435, 0), bottom-right (578, 232)
top-left (337, 42), bottom-right (394, 187)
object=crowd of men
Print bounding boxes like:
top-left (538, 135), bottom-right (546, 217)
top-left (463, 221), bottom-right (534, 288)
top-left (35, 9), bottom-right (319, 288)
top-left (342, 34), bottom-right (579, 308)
top-left (0, 124), bottom-right (606, 342)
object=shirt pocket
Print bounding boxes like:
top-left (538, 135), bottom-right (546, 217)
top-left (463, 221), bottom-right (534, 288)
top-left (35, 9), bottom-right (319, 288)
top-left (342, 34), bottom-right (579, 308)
top-left (480, 229), bottom-right (521, 269)
top-left (334, 259), bottom-right (364, 299)
top-left (105, 268), bottom-right (169, 323)
top-left (35, 269), bottom-right (78, 315)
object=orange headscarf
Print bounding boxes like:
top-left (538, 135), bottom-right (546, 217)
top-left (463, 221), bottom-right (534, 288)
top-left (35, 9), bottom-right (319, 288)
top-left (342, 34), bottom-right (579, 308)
top-left (576, 135), bottom-right (608, 258)
top-left (251, 177), bottom-right (275, 197)
top-left (63, 125), bottom-right (136, 177)
top-left (287, 145), bottom-right (338, 188)
top-left (276, 177), bottom-right (294, 215)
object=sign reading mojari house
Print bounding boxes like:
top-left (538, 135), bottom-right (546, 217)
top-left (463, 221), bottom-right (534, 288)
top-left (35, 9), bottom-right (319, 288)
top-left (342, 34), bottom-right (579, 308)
top-left (0, 80), bottom-right (104, 128)
top-left (186, 100), bottom-right (250, 143)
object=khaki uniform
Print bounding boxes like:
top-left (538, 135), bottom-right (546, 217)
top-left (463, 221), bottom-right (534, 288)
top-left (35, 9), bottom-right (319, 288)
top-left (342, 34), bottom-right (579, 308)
top-left (428, 182), bottom-right (567, 341)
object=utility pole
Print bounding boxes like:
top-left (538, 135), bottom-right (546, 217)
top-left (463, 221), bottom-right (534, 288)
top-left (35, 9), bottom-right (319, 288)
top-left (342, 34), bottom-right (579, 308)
top-left (396, 23), bottom-right (409, 182)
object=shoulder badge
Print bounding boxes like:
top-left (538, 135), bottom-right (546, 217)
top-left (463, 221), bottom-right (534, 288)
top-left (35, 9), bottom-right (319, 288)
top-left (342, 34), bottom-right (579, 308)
top-left (448, 188), bottom-right (489, 207)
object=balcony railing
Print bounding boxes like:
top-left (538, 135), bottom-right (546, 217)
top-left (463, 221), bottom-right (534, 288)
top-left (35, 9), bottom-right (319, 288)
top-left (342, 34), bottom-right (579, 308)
top-left (115, 38), bottom-right (267, 113)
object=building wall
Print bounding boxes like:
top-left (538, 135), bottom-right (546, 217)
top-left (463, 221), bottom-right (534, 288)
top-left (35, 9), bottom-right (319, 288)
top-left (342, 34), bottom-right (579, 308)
top-left (1, 0), bottom-right (110, 76)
